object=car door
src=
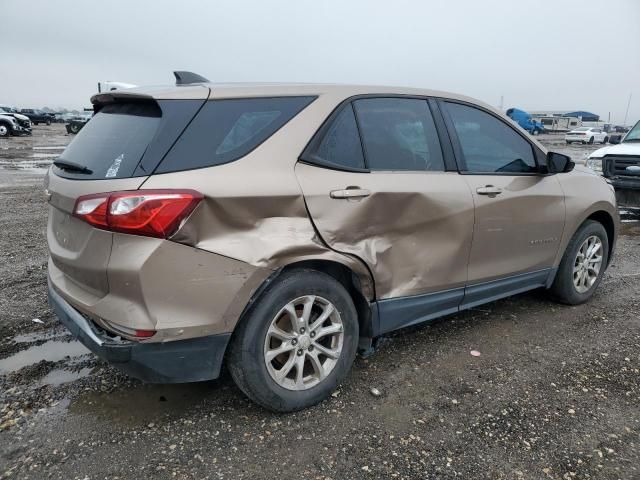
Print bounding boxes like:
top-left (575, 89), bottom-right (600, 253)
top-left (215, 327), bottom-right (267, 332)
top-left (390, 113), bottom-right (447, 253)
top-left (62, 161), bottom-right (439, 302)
top-left (439, 100), bottom-right (565, 306)
top-left (295, 97), bottom-right (475, 333)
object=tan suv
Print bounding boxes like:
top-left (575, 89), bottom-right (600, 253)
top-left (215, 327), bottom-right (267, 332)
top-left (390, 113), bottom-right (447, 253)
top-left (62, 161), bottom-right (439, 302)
top-left (47, 72), bottom-right (618, 411)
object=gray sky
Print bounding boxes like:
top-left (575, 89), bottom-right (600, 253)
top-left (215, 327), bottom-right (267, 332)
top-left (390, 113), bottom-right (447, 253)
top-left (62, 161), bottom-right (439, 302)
top-left (3, 0), bottom-right (639, 124)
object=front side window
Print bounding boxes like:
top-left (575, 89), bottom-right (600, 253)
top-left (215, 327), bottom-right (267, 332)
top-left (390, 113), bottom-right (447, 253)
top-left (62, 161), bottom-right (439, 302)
top-left (443, 102), bottom-right (537, 174)
top-left (353, 98), bottom-right (444, 171)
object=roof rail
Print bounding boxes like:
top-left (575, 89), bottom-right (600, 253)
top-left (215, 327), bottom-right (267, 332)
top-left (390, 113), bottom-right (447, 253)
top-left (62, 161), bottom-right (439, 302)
top-left (173, 71), bottom-right (210, 86)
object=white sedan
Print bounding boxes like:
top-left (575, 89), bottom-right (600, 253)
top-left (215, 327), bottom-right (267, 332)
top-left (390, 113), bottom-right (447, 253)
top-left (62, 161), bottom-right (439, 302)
top-left (565, 127), bottom-right (608, 145)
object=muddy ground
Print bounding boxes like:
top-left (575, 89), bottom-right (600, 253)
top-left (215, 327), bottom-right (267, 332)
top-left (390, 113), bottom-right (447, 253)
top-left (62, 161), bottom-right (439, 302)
top-left (0, 124), bottom-right (639, 479)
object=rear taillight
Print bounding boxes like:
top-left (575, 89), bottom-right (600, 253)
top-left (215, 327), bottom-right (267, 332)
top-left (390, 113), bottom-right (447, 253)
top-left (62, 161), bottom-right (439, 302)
top-left (73, 189), bottom-right (203, 238)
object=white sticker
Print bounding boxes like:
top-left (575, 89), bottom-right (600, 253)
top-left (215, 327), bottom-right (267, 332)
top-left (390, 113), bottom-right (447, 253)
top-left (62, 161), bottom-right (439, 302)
top-left (105, 154), bottom-right (124, 178)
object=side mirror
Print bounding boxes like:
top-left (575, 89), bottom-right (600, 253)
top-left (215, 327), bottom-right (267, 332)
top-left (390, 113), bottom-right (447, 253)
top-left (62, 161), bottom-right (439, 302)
top-left (547, 152), bottom-right (575, 174)
top-left (609, 135), bottom-right (622, 145)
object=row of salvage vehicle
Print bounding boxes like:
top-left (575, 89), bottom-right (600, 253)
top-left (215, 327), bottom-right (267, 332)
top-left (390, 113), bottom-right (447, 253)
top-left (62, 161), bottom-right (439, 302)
top-left (0, 105), bottom-right (91, 137)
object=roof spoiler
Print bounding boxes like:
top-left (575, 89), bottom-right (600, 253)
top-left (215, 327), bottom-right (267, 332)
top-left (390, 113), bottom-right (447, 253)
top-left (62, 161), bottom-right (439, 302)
top-left (174, 71), bottom-right (210, 85)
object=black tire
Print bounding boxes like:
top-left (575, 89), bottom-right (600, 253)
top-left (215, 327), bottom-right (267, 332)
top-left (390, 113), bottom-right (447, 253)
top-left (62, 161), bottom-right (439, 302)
top-left (588, 136), bottom-right (594, 144)
top-left (549, 220), bottom-right (609, 305)
top-left (603, 136), bottom-right (609, 144)
top-left (0, 122), bottom-right (10, 137)
top-left (69, 123), bottom-right (81, 134)
top-left (566, 141), bottom-right (572, 144)
top-left (33, 122), bottom-right (38, 126)
top-left (46, 119), bottom-right (51, 126)
top-left (227, 269), bottom-right (359, 412)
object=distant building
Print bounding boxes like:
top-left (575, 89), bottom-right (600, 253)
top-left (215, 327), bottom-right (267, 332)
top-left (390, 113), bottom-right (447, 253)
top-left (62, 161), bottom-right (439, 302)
top-left (529, 110), bottom-right (600, 122)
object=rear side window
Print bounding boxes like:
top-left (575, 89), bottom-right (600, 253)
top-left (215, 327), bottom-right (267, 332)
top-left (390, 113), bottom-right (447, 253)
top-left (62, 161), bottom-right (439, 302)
top-left (54, 103), bottom-right (161, 179)
top-left (157, 96), bottom-right (315, 173)
top-left (353, 98), bottom-right (444, 171)
top-left (444, 102), bottom-right (537, 173)
top-left (306, 104), bottom-right (366, 170)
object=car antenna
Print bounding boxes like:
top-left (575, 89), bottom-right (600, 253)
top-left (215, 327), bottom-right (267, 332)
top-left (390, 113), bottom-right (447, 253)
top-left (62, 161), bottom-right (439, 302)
top-left (174, 71), bottom-right (210, 86)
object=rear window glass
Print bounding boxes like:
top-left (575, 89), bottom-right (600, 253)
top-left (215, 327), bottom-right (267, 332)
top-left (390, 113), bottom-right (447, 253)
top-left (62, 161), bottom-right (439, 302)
top-left (54, 102), bottom-right (161, 179)
top-left (156, 96), bottom-right (316, 173)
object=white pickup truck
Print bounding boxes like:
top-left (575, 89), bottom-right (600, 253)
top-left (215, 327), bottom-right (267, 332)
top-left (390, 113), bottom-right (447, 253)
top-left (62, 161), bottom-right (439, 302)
top-left (586, 120), bottom-right (640, 206)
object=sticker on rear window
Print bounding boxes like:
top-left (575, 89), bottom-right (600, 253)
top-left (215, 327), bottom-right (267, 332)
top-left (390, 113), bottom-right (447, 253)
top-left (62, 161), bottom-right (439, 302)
top-left (105, 154), bottom-right (124, 178)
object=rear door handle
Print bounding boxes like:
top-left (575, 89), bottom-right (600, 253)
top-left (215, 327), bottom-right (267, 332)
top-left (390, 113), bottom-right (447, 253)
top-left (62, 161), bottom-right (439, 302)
top-left (330, 188), bottom-right (371, 199)
top-left (476, 185), bottom-right (503, 196)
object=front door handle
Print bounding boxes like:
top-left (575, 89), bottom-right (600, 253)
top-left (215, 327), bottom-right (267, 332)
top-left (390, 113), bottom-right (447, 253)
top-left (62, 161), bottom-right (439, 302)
top-left (330, 188), bottom-right (371, 199)
top-left (476, 185), bottom-right (503, 196)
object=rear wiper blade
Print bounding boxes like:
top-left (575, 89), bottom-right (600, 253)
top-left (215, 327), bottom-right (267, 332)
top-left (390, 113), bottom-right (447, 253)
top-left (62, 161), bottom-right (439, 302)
top-left (53, 159), bottom-right (93, 174)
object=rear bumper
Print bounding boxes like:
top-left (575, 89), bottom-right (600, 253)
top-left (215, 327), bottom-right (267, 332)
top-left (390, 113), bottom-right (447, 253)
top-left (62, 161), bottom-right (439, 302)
top-left (48, 278), bottom-right (230, 383)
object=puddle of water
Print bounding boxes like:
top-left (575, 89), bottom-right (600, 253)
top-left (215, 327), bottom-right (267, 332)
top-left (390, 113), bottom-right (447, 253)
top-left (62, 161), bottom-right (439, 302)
top-left (0, 340), bottom-right (89, 374)
top-left (69, 382), bottom-right (219, 425)
top-left (38, 367), bottom-right (93, 387)
top-left (12, 330), bottom-right (68, 344)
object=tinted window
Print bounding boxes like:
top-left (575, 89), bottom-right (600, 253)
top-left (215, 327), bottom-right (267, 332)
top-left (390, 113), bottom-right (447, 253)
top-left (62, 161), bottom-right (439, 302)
top-left (54, 102), bottom-right (161, 179)
top-left (444, 102), bottom-right (536, 173)
top-left (308, 104), bottom-right (365, 170)
top-left (157, 96), bottom-right (315, 173)
top-left (354, 98), bottom-right (444, 171)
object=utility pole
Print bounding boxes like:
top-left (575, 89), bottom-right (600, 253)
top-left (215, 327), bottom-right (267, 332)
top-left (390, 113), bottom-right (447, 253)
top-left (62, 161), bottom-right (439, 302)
top-left (623, 93), bottom-right (632, 126)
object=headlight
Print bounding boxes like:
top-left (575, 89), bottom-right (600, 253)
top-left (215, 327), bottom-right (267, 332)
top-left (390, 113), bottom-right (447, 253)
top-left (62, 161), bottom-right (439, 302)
top-left (586, 157), bottom-right (603, 173)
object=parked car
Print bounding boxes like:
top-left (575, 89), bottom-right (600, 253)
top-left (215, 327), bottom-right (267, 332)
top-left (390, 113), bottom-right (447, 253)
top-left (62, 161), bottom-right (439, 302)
top-left (586, 120), bottom-right (640, 206)
top-left (65, 115), bottom-right (91, 134)
top-left (0, 106), bottom-right (32, 136)
top-left (46, 73), bottom-right (619, 412)
top-left (565, 127), bottom-right (608, 144)
top-left (20, 108), bottom-right (54, 125)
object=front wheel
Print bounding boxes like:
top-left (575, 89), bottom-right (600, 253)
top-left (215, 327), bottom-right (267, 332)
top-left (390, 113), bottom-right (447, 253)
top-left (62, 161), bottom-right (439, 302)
top-left (549, 220), bottom-right (609, 305)
top-left (0, 123), bottom-right (10, 137)
top-left (228, 269), bottom-right (359, 412)
top-left (603, 136), bottom-right (609, 144)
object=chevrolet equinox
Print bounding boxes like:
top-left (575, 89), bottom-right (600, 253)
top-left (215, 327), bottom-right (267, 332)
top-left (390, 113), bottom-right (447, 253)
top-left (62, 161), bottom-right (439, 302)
top-left (47, 72), bottom-right (618, 411)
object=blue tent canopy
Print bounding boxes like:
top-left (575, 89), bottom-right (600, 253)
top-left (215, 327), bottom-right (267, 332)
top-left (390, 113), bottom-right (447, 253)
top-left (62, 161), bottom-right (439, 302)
top-left (562, 111), bottom-right (599, 122)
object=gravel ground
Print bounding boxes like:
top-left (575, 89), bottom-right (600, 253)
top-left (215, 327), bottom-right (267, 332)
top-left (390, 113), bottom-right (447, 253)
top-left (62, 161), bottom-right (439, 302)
top-left (0, 125), bottom-right (639, 479)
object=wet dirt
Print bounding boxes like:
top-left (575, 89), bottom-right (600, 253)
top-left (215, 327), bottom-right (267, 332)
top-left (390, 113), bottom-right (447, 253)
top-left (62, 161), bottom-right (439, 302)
top-left (0, 128), bottom-right (638, 479)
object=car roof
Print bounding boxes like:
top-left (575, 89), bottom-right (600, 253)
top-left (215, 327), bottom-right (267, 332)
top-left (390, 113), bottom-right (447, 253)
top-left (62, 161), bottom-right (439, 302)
top-left (91, 82), bottom-right (492, 109)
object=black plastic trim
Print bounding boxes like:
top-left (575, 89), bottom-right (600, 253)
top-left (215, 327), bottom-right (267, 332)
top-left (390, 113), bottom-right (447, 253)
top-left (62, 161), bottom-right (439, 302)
top-left (373, 268), bottom-right (553, 336)
top-left (49, 279), bottom-right (230, 383)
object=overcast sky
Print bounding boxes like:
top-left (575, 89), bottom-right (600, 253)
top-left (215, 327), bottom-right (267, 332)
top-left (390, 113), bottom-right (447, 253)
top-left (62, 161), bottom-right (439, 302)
top-left (3, 0), bottom-right (639, 124)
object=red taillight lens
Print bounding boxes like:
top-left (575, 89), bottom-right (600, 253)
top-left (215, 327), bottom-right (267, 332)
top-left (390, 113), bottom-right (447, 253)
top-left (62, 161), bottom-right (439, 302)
top-left (73, 189), bottom-right (203, 238)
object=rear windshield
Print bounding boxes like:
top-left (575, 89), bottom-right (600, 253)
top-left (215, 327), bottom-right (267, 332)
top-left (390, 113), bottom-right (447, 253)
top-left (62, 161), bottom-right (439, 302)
top-left (54, 103), bottom-right (161, 179)
top-left (155, 96), bottom-right (316, 174)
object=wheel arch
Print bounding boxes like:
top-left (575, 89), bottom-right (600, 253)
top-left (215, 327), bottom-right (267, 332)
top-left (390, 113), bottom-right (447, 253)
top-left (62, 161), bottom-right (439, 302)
top-left (279, 260), bottom-right (375, 341)
top-left (585, 210), bottom-right (616, 265)
top-left (233, 259), bottom-right (376, 347)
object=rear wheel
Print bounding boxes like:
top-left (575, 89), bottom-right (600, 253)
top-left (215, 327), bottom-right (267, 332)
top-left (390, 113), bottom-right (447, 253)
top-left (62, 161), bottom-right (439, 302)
top-left (46, 119), bottom-right (51, 126)
top-left (603, 136), bottom-right (609, 144)
top-left (566, 141), bottom-right (572, 144)
top-left (228, 269), bottom-right (359, 412)
top-left (549, 220), bottom-right (608, 305)
top-left (69, 123), bottom-right (81, 134)
top-left (588, 136), bottom-right (594, 144)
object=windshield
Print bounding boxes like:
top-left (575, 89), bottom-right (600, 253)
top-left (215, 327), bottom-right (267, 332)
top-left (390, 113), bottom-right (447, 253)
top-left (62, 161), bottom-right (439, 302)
top-left (624, 121), bottom-right (640, 142)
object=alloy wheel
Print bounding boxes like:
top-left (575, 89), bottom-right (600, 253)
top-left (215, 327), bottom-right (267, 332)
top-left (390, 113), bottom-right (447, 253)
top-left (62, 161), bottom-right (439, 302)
top-left (263, 295), bottom-right (344, 391)
top-left (573, 235), bottom-right (603, 293)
